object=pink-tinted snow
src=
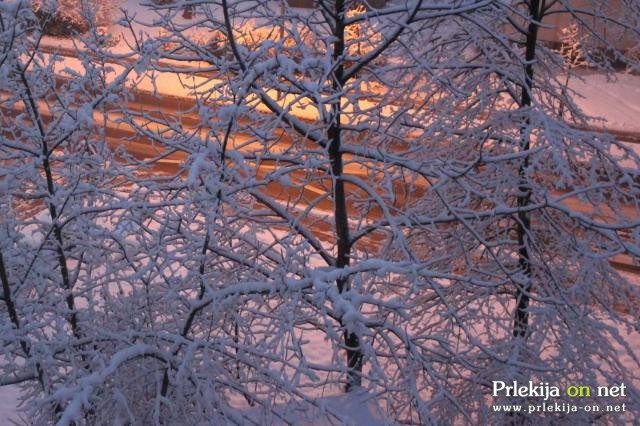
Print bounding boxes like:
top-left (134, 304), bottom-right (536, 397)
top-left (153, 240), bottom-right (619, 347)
top-left (571, 71), bottom-right (640, 133)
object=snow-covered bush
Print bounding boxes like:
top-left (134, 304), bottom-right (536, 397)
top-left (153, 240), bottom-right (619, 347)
top-left (31, 0), bottom-right (110, 36)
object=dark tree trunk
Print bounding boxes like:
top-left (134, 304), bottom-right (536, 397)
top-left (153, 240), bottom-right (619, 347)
top-left (329, 0), bottom-right (363, 391)
top-left (512, 0), bottom-right (545, 340)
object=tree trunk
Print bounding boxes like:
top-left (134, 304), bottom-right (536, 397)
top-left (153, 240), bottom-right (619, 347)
top-left (330, 0), bottom-right (363, 391)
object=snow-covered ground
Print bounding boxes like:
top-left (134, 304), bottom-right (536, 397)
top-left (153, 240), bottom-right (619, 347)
top-left (28, 0), bottom-right (640, 134)
top-left (0, 387), bottom-right (21, 425)
top-left (571, 71), bottom-right (640, 133)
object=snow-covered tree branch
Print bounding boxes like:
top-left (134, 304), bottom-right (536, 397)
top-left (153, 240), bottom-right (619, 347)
top-left (1, 0), bottom-right (639, 423)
